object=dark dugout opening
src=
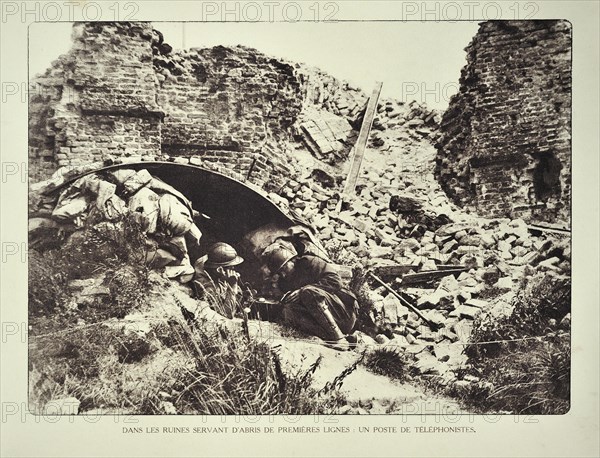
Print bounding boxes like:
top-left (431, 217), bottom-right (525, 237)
top-left (532, 153), bottom-right (562, 202)
top-left (45, 161), bottom-right (297, 287)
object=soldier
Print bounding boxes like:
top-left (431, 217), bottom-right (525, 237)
top-left (266, 246), bottom-right (358, 351)
top-left (192, 242), bottom-right (244, 318)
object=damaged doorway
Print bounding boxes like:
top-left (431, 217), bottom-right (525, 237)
top-left (532, 152), bottom-right (562, 202)
top-left (36, 161), bottom-right (304, 289)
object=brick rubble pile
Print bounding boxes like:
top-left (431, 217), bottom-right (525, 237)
top-left (266, 95), bottom-right (570, 385)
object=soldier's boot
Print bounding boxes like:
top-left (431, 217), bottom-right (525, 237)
top-left (311, 299), bottom-right (351, 351)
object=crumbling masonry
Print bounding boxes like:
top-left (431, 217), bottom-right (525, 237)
top-left (29, 22), bottom-right (305, 188)
top-left (30, 21), bottom-right (572, 226)
top-left (435, 20), bottom-right (571, 224)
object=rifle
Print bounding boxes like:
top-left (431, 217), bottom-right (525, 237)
top-left (368, 271), bottom-right (442, 331)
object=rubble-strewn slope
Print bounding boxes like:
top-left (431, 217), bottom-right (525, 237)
top-left (266, 102), bottom-right (570, 385)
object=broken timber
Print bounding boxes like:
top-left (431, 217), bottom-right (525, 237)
top-left (372, 265), bottom-right (467, 283)
top-left (399, 268), bottom-right (467, 286)
top-left (368, 271), bottom-right (441, 331)
top-left (372, 264), bottom-right (420, 278)
top-left (527, 223), bottom-right (570, 235)
top-left (342, 81), bottom-right (383, 197)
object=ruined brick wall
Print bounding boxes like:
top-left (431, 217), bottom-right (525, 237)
top-left (29, 22), bottom-right (162, 182)
top-left (435, 20), bottom-right (571, 223)
top-left (29, 22), bottom-right (303, 188)
top-left (154, 45), bottom-right (302, 185)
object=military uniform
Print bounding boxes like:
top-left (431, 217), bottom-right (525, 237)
top-left (277, 255), bottom-right (358, 341)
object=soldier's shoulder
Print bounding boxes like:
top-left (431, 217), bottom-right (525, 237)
top-left (299, 254), bottom-right (329, 269)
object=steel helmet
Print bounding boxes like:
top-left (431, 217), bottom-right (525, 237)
top-left (266, 247), bottom-right (297, 274)
top-left (204, 242), bottom-right (244, 268)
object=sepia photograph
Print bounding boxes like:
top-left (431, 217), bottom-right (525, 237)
top-left (25, 17), bottom-right (574, 417)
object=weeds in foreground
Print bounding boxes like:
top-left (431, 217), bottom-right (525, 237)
top-left (30, 315), bottom-right (347, 415)
top-left (452, 273), bottom-right (571, 414)
top-left (29, 251), bottom-right (70, 313)
top-left (29, 324), bottom-right (160, 413)
top-left (196, 276), bottom-right (243, 319)
top-left (147, 318), bottom-right (347, 415)
top-left (29, 214), bottom-right (150, 327)
top-left (468, 273), bottom-right (571, 358)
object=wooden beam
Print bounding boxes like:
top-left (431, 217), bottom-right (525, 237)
top-left (399, 268), bottom-right (467, 286)
top-left (373, 264), bottom-right (420, 278)
top-left (436, 264), bottom-right (468, 271)
top-left (372, 264), bottom-right (466, 278)
top-left (342, 81), bottom-right (383, 196)
top-left (527, 223), bottom-right (570, 235)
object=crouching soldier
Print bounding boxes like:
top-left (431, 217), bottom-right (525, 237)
top-left (266, 246), bottom-right (358, 351)
top-left (192, 242), bottom-right (244, 318)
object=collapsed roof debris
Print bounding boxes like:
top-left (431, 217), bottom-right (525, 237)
top-left (298, 108), bottom-right (356, 162)
top-left (265, 152), bottom-right (570, 376)
top-left (29, 147), bottom-right (571, 379)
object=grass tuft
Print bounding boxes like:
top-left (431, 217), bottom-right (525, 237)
top-left (363, 347), bottom-right (413, 382)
